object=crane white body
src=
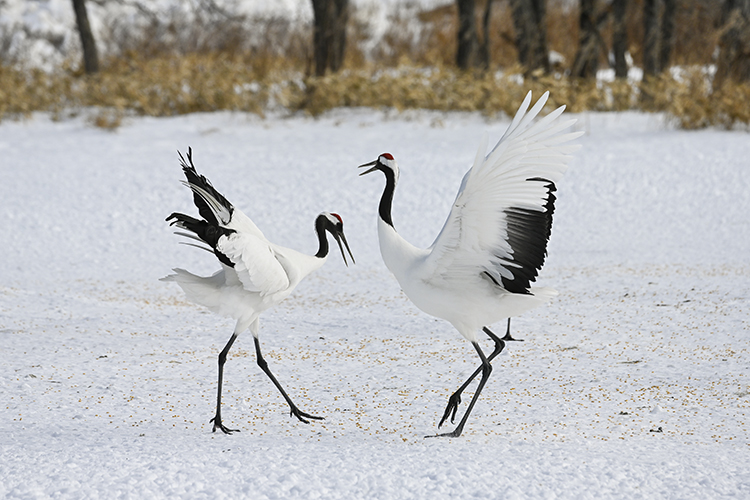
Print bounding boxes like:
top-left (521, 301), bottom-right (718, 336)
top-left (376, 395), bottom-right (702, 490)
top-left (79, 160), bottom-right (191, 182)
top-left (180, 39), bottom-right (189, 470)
top-left (167, 243), bottom-right (325, 338)
top-left (376, 217), bottom-right (557, 343)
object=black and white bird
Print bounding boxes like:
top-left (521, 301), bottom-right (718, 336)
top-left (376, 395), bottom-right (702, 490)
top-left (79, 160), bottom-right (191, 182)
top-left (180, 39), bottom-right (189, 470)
top-left (162, 148), bottom-right (354, 434)
top-left (359, 91), bottom-right (581, 437)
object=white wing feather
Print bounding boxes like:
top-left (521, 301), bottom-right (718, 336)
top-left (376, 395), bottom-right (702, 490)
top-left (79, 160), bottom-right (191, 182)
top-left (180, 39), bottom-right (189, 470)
top-left (422, 91), bottom-right (582, 286)
top-left (225, 205), bottom-right (266, 240)
top-left (218, 231), bottom-right (290, 296)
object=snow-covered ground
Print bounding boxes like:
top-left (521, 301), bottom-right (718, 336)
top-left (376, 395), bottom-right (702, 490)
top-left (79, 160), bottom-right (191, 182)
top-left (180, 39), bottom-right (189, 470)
top-left (1, 107), bottom-right (749, 498)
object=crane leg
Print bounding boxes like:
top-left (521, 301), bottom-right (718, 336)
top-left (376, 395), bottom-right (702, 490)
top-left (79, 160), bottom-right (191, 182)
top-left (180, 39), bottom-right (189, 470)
top-left (435, 326), bottom-right (505, 430)
top-left (501, 318), bottom-right (524, 342)
top-left (435, 320), bottom-right (522, 432)
top-left (429, 341), bottom-right (493, 438)
top-left (254, 337), bottom-right (323, 424)
top-left (210, 332), bottom-right (240, 434)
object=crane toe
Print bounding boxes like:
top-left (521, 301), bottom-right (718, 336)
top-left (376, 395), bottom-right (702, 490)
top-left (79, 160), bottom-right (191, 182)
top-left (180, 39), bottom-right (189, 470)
top-left (210, 416), bottom-right (240, 434)
top-left (438, 393), bottom-right (462, 428)
top-left (290, 408), bottom-right (324, 424)
top-left (426, 428), bottom-right (463, 438)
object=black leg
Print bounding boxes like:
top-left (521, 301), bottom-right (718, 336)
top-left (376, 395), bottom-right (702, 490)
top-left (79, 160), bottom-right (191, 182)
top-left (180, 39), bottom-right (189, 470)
top-left (428, 341), bottom-right (493, 438)
top-left (254, 337), bottom-right (323, 424)
top-left (501, 318), bottom-right (524, 342)
top-left (210, 332), bottom-right (240, 434)
top-left (436, 326), bottom-right (506, 429)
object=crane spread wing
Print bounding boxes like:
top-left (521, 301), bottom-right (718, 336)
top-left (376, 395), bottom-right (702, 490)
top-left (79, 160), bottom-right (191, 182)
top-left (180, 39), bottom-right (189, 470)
top-left (170, 148), bottom-right (277, 287)
top-left (218, 232), bottom-right (291, 296)
top-left (178, 147), bottom-right (265, 239)
top-left (423, 91), bottom-right (582, 294)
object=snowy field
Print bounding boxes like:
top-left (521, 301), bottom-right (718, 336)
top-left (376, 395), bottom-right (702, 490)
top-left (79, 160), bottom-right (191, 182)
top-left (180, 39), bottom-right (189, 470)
top-left (1, 106), bottom-right (749, 498)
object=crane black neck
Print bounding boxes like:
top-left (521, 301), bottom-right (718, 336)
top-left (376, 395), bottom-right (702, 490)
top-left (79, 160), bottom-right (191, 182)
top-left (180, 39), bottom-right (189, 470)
top-left (378, 167), bottom-right (396, 227)
top-left (314, 216), bottom-right (330, 259)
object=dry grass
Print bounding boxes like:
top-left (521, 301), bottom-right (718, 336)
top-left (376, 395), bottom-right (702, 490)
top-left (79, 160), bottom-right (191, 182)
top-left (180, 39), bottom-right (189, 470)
top-left (653, 70), bottom-right (750, 130)
top-left (0, 52), bottom-right (280, 120)
top-left (2, 56), bottom-right (749, 130)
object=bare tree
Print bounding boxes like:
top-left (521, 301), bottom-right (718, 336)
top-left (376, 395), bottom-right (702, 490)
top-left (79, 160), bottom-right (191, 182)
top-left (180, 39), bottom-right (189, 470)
top-left (509, 0), bottom-right (550, 75)
top-left (572, 0), bottom-right (599, 78)
top-left (643, 0), bottom-right (677, 78)
top-left (456, 0), bottom-right (477, 68)
top-left (456, 0), bottom-right (493, 70)
top-left (456, 0), bottom-right (478, 69)
top-left (478, 0), bottom-right (493, 70)
top-left (311, 0), bottom-right (349, 76)
top-left (572, 0), bottom-right (613, 79)
top-left (643, 0), bottom-right (659, 78)
top-left (715, 0), bottom-right (750, 85)
top-left (658, 0), bottom-right (676, 72)
top-left (612, 0), bottom-right (628, 78)
top-left (72, 0), bottom-right (99, 73)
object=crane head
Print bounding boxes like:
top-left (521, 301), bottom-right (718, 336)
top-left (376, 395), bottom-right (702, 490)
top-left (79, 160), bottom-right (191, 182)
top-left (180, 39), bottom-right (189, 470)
top-left (358, 153), bottom-right (399, 184)
top-left (319, 212), bottom-right (355, 266)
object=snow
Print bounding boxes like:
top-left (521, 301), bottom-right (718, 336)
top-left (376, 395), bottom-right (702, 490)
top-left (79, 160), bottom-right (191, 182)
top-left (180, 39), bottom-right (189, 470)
top-left (1, 107), bottom-right (749, 498)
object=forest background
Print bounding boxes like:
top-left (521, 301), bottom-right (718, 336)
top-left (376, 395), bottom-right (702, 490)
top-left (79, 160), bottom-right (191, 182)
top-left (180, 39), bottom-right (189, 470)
top-left (1, 0), bottom-right (750, 129)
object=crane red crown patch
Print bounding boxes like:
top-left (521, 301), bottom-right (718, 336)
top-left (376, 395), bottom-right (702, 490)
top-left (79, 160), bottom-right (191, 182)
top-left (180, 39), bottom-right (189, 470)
top-left (381, 153), bottom-right (394, 161)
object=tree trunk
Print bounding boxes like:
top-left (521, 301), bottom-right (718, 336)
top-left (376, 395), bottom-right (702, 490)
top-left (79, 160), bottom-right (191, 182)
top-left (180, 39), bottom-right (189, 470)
top-left (509, 0), bottom-right (531, 68)
top-left (530, 0), bottom-right (549, 73)
top-left (71, 0), bottom-right (99, 74)
top-left (715, 0), bottom-right (750, 86)
top-left (509, 0), bottom-right (550, 75)
top-left (612, 0), bottom-right (628, 78)
top-left (658, 0), bottom-right (676, 73)
top-left (477, 0), bottom-right (493, 70)
top-left (456, 0), bottom-right (478, 69)
top-left (330, 0), bottom-right (348, 72)
top-left (311, 0), bottom-right (349, 76)
top-left (572, 0), bottom-right (599, 78)
top-left (642, 0), bottom-right (659, 78)
top-left (312, 0), bottom-right (329, 76)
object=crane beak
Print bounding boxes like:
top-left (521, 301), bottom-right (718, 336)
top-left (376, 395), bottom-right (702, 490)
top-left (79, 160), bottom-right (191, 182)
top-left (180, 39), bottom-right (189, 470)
top-left (358, 159), bottom-right (379, 176)
top-left (334, 229), bottom-right (355, 266)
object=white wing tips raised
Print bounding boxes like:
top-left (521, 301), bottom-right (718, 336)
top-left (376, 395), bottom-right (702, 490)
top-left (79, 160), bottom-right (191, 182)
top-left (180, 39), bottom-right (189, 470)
top-left (506, 91), bottom-right (547, 133)
top-left (424, 90), bottom-right (582, 296)
top-left (483, 92), bottom-right (581, 177)
top-left (518, 91), bottom-right (551, 129)
top-left (504, 92), bottom-right (577, 135)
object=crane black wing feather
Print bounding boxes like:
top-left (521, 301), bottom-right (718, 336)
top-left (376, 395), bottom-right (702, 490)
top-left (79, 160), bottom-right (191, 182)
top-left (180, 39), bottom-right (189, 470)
top-left (167, 149), bottom-right (288, 296)
top-left (496, 178), bottom-right (556, 294)
top-left (178, 147), bottom-right (234, 227)
top-left (166, 211), bottom-right (236, 267)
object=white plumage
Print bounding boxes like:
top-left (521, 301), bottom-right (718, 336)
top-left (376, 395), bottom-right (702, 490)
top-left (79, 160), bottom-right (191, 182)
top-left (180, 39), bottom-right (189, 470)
top-left (162, 148), bottom-right (354, 434)
top-left (359, 91), bottom-right (582, 437)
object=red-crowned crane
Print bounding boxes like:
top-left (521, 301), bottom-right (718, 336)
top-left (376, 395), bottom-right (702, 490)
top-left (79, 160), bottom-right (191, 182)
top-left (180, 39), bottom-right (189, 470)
top-left (359, 92), bottom-right (581, 437)
top-left (162, 149), bottom-right (354, 434)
